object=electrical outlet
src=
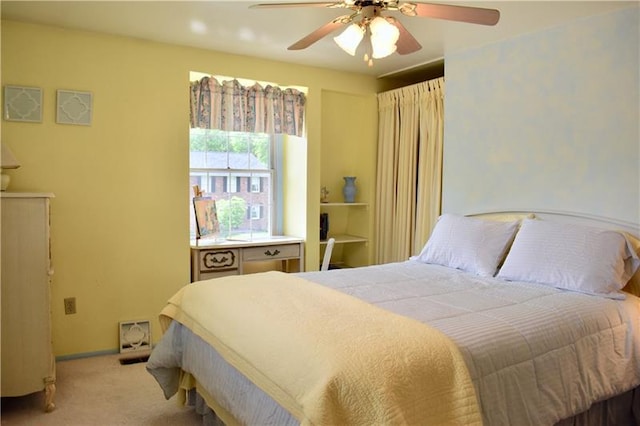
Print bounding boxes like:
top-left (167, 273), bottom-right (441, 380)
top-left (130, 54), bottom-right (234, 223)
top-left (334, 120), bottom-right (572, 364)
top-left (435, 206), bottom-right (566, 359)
top-left (64, 297), bottom-right (76, 315)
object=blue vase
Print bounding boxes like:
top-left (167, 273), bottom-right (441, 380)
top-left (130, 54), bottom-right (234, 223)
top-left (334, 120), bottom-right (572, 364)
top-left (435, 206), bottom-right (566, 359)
top-left (342, 176), bottom-right (357, 203)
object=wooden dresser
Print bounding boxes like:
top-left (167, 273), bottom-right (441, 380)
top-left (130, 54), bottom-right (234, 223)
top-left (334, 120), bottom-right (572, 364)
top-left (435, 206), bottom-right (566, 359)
top-left (1, 192), bottom-right (56, 411)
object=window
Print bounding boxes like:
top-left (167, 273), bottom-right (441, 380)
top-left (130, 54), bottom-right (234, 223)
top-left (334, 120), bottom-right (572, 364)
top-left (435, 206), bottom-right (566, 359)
top-left (223, 176), bottom-right (240, 193)
top-left (250, 177), bottom-right (262, 193)
top-left (190, 128), bottom-right (278, 240)
top-left (249, 205), bottom-right (263, 220)
top-left (189, 71), bottom-right (307, 242)
top-left (208, 176), bottom-right (217, 193)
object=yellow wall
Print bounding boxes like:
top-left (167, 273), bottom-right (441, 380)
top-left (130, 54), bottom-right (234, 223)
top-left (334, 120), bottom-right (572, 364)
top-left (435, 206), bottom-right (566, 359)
top-left (1, 20), bottom-right (378, 357)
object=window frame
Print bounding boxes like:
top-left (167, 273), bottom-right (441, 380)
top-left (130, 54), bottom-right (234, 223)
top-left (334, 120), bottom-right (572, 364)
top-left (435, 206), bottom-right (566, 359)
top-left (189, 130), bottom-right (282, 241)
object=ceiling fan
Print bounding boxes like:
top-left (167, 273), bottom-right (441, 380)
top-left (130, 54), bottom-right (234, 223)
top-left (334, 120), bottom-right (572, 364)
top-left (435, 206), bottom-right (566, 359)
top-left (250, 1), bottom-right (500, 65)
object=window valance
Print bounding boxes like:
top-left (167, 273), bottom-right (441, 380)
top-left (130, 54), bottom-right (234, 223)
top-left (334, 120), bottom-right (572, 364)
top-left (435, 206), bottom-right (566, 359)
top-left (190, 76), bottom-right (306, 137)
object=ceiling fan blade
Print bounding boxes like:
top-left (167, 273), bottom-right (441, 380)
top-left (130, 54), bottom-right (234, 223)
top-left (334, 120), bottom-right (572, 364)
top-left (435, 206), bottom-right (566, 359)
top-left (288, 15), bottom-right (351, 50)
top-left (250, 2), bottom-right (342, 9)
top-left (400, 2), bottom-right (500, 26)
top-left (387, 17), bottom-right (421, 55)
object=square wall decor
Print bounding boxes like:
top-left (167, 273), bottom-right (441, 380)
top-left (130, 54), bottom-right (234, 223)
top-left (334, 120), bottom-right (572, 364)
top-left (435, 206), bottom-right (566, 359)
top-left (57, 89), bottom-right (92, 125)
top-left (4, 85), bottom-right (43, 122)
top-left (119, 320), bottom-right (152, 353)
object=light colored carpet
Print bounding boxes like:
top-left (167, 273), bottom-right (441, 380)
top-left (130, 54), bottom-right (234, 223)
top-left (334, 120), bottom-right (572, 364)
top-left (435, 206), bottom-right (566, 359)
top-left (1, 353), bottom-right (202, 425)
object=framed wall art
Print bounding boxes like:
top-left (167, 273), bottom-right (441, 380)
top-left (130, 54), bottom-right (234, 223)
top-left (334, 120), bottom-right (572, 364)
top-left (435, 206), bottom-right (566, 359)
top-left (56, 89), bottom-right (92, 125)
top-left (193, 196), bottom-right (220, 241)
top-left (3, 85), bottom-right (43, 122)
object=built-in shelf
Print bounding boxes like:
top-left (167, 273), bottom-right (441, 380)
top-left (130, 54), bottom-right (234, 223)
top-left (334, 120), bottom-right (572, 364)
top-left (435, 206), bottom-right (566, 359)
top-left (320, 202), bottom-right (368, 208)
top-left (319, 201), bottom-right (370, 268)
top-left (319, 203), bottom-right (369, 246)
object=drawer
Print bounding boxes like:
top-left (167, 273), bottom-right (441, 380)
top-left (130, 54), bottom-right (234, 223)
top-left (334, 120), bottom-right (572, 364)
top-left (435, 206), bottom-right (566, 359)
top-left (243, 243), bottom-right (300, 262)
top-left (199, 269), bottom-right (238, 281)
top-left (199, 249), bottom-right (239, 271)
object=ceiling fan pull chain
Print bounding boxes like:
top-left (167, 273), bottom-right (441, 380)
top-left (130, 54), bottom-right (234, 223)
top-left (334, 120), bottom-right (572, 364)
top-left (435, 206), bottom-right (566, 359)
top-left (364, 52), bottom-right (373, 67)
top-left (363, 22), bottom-right (374, 67)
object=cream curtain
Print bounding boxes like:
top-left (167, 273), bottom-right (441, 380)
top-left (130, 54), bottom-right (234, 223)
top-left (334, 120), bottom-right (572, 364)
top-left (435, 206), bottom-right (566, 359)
top-left (375, 77), bottom-right (444, 264)
top-left (190, 76), bottom-right (306, 137)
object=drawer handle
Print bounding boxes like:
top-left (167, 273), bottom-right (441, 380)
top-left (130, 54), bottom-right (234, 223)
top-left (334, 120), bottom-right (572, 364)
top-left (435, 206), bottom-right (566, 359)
top-left (264, 249), bottom-right (281, 257)
top-left (203, 251), bottom-right (236, 269)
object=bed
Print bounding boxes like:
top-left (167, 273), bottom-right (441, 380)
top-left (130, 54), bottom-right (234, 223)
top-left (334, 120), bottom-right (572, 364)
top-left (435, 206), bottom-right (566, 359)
top-left (147, 212), bottom-right (640, 425)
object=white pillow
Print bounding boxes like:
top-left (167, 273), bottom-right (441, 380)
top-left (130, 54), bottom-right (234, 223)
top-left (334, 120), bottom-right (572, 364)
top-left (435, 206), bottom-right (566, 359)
top-left (496, 219), bottom-right (640, 299)
top-left (413, 214), bottom-right (519, 277)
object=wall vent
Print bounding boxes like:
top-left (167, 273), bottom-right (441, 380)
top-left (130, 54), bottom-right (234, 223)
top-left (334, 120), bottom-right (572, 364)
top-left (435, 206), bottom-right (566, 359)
top-left (119, 320), bottom-right (151, 354)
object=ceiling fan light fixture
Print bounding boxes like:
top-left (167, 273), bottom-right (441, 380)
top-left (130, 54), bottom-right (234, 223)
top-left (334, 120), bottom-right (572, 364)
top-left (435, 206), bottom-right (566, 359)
top-left (334, 23), bottom-right (365, 56)
top-left (254, 1), bottom-right (501, 64)
top-left (371, 38), bottom-right (397, 58)
top-left (369, 16), bottom-right (399, 59)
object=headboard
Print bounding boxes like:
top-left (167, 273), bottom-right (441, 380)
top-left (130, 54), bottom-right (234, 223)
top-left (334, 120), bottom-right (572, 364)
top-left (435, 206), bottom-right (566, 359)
top-left (469, 209), bottom-right (639, 234)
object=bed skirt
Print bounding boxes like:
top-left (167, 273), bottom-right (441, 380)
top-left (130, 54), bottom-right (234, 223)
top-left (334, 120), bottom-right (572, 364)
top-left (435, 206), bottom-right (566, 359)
top-left (189, 389), bottom-right (223, 426)
top-left (555, 386), bottom-right (639, 426)
top-left (184, 384), bottom-right (639, 426)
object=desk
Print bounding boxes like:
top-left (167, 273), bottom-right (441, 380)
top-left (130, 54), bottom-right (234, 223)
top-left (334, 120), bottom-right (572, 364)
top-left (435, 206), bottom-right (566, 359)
top-left (190, 237), bottom-right (304, 282)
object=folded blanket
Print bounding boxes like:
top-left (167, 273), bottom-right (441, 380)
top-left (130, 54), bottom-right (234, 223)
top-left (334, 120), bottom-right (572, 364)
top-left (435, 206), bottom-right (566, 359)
top-left (160, 271), bottom-right (481, 425)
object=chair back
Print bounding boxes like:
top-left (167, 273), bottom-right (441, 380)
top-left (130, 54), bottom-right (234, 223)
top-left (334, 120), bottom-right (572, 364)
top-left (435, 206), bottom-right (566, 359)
top-left (320, 238), bottom-right (335, 271)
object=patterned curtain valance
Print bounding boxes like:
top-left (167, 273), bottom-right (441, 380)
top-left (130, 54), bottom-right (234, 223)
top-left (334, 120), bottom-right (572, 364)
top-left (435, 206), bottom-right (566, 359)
top-left (190, 76), bottom-right (306, 137)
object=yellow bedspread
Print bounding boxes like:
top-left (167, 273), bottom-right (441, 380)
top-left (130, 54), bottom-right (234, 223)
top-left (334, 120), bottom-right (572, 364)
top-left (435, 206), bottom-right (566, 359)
top-left (160, 271), bottom-right (481, 426)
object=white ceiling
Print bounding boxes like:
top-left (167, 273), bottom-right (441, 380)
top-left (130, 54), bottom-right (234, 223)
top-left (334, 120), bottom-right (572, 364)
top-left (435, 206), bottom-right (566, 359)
top-left (1, 1), bottom-right (635, 78)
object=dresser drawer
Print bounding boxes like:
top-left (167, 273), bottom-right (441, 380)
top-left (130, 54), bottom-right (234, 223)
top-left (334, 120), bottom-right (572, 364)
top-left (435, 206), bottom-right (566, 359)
top-left (243, 244), bottom-right (300, 262)
top-left (199, 249), bottom-right (239, 271)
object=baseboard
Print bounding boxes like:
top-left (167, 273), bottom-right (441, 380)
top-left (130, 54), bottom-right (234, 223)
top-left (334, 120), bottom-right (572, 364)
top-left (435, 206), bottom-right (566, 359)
top-left (55, 348), bottom-right (119, 362)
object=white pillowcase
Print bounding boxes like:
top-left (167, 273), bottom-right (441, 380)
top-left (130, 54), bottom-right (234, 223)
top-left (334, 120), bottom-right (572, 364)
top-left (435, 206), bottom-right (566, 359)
top-left (413, 214), bottom-right (519, 277)
top-left (496, 219), bottom-right (640, 299)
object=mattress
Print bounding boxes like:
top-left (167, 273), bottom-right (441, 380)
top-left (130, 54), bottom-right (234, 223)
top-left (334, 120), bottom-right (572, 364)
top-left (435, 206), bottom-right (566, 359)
top-left (148, 260), bottom-right (640, 425)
